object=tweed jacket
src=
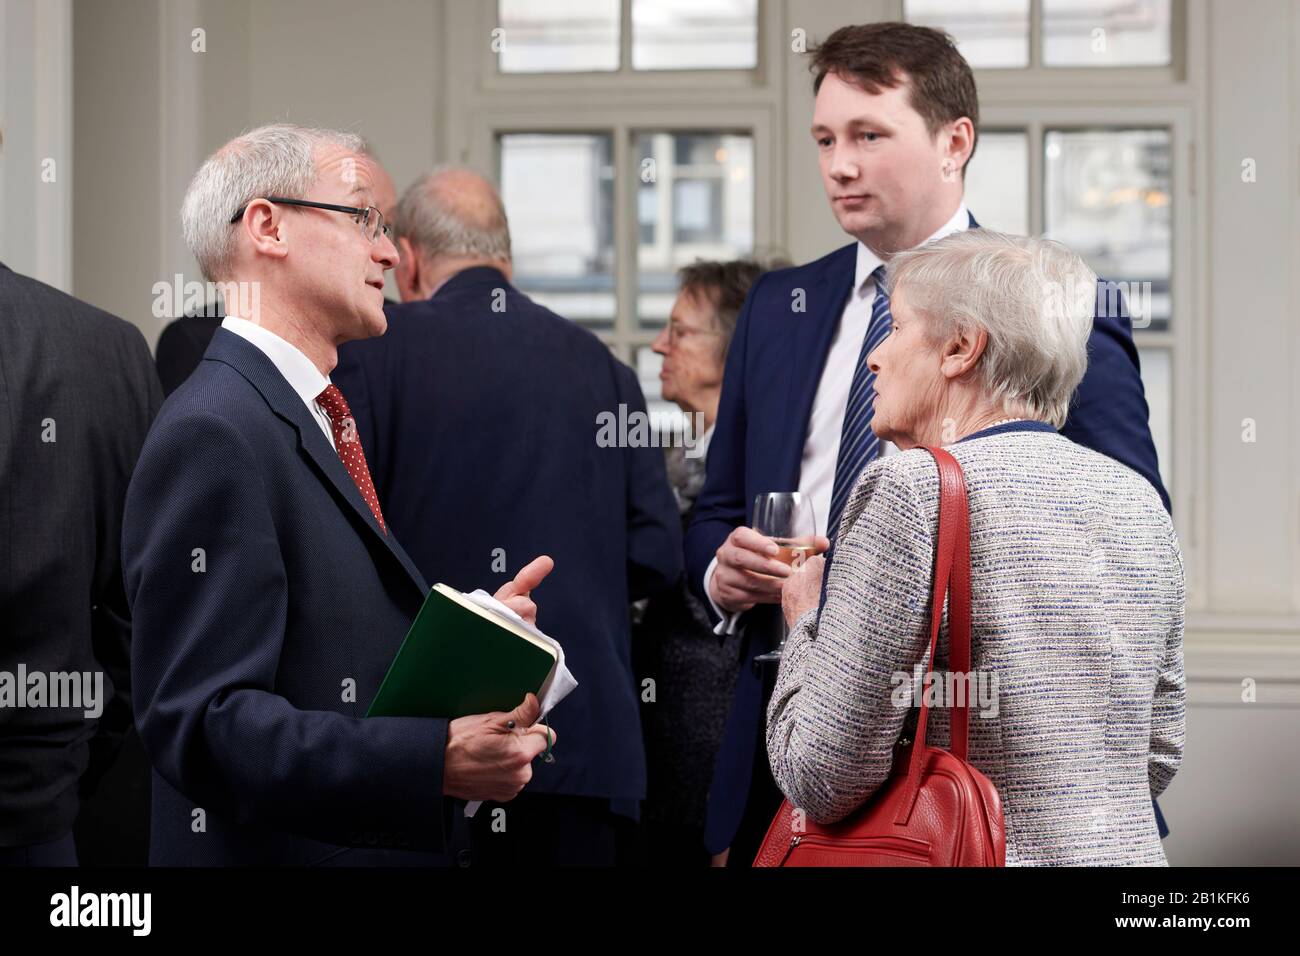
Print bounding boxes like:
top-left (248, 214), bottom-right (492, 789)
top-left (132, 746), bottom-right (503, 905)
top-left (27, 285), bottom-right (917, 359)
top-left (766, 422), bottom-right (1185, 866)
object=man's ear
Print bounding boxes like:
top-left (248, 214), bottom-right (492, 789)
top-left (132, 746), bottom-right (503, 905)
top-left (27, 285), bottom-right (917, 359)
top-left (242, 199), bottom-right (289, 263)
top-left (940, 325), bottom-right (987, 380)
top-left (942, 117), bottom-right (976, 180)
top-left (396, 236), bottom-right (419, 302)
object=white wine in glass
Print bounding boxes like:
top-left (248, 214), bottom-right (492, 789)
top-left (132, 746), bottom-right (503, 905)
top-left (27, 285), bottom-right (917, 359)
top-left (751, 492), bottom-right (817, 663)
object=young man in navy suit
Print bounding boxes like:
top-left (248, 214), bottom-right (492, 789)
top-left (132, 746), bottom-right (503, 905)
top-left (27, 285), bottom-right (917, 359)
top-left (124, 125), bottom-right (557, 866)
top-left (686, 23), bottom-right (1170, 865)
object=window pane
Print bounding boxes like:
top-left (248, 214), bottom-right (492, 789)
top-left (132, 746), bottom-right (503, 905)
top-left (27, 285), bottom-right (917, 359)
top-left (905, 0), bottom-right (1029, 69)
top-left (964, 130), bottom-right (1028, 235)
top-left (1044, 129), bottom-right (1171, 332)
top-left (636, 132), bottom-right (754, 331)
top-left (632, 0), bottom-right (758, 71)
top-left (499, 133), bottom-right (615, 329)
top-left (1042, 0), bottom-right (1171, 67)
top-left (497, 0), bottom-right (620, 73)
top-left (1137, 346), bottom-right (1172, 497)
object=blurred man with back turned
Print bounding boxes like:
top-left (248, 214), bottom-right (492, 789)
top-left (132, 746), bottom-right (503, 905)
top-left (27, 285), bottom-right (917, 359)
top-left (333, 167), bottom-right (683, 866)
top-left (1, 126), bottom-right (164, 867)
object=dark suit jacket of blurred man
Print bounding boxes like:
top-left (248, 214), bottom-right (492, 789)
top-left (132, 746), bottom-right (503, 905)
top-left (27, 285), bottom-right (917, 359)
top-left (0, 261), bottom-right (162, 865)
top-left (154, 312), bottom-right (222, 396)
top-left (124, 329), bottom-right (466, 865)
top-left (333, 266), bottom-right (683, 864)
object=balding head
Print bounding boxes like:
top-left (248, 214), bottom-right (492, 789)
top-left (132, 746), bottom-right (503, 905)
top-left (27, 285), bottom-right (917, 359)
top-left (392, 166), bottom-right (512, 302)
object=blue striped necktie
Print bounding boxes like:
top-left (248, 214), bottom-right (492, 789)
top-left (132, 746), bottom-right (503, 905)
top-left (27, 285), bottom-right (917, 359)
top-left (827, 264), bottom-right (891, 539)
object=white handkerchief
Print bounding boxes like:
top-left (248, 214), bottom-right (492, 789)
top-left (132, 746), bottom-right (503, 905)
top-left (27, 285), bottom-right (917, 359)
top-left (461, 590), bottom-right (576, 818)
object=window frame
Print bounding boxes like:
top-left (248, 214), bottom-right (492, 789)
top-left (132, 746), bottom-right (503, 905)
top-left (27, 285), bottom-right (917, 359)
top-left (479, 107), bottom-right (776, 357)
top-left (905, 0), bottom-right (1186, 79)
top-left (971, 101), bottom-right (1200, 610)
top-left (448, 0), bottom-right (785, 396)
top-left (445, 0), bottom-right (1207, 609)
top-left (481, 0), bottom-right (779, 91)
top-left (927, 0), bottom-right (1205, 614)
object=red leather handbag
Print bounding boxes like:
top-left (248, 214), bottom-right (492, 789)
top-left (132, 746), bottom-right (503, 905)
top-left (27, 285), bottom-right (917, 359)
top-left (754, 446), bottom-right (1005, 867)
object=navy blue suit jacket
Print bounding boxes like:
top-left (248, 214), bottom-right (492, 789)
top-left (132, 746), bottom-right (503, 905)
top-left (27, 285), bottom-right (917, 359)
top-left (686, 215), bottom-right (1170, 852)
top-left (124, 329), bottom-right (461, 866)
top-left (333, 267), bottom-right (682, 811)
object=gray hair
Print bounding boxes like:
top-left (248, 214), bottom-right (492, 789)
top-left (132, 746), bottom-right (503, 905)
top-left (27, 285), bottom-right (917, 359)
top-left (884, 229), bottom-right (1097, 429)
top-left (677, 255), bottom-right (790, 359)
top-left (394, 166), bottom-right (512, 263)
top-left (181, 123), bottom-right (366, 282)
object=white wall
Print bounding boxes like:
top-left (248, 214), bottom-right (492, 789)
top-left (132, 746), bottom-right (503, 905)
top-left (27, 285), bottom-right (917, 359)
top-left (70, 0), bottom-right (443, 346)
top-left (71, 0), bottom-right (164, 332)
top-left (0, 0), bottom-right (72, 290)
top-left (242, 0), bottom-right (440, 199)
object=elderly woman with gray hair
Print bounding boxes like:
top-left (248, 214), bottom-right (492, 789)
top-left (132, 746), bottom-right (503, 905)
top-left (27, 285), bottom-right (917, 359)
top-left (767, 229), bottom-right (1185, 866)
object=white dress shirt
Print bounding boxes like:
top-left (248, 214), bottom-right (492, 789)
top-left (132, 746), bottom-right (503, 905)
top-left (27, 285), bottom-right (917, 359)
top-left (704, 202), bottom-right (970, 634)
top-left (221, 317), bottom-right (337, 451)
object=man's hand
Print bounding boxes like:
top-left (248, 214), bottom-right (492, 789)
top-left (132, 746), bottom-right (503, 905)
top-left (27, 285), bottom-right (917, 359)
top-left (781, 553), bottom-right (825, 629)
top-left (709, 527), bottom-right (829, 614)
top-left (443, 693), bottom-right (557, 803)
top-left (493, 555), bottom-right (554, 626)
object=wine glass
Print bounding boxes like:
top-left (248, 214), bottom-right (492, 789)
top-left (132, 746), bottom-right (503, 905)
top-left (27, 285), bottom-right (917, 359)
top-left (751, 492), bottom-right (817, 663)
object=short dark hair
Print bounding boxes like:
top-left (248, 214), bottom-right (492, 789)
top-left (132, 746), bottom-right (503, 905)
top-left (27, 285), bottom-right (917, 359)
top-left (677, 256), bottom-right (791, 358)
top-left (809, 22), bottom-right (979, 174)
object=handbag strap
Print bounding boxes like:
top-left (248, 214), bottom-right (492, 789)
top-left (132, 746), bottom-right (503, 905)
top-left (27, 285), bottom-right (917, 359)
top-left (893, 445), bottom-right (972, 826)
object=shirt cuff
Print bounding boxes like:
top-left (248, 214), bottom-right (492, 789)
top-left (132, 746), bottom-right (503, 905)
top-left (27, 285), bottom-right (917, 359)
top-left (704, 556), bottom-right (743, 636)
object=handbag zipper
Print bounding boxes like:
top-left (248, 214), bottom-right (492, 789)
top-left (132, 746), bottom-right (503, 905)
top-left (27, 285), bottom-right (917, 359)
top-left (784, 833), bottom-right (931, 863)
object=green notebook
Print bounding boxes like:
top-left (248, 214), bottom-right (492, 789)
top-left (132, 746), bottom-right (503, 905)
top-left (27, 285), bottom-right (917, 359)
top-left (366, 583), bottom-right (559, 719)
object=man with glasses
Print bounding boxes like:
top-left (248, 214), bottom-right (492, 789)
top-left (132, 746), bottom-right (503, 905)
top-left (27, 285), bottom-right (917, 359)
top-left (124, 124), bottom-right (558, 866)
top-left (153, 143), bottom-right (398, 396)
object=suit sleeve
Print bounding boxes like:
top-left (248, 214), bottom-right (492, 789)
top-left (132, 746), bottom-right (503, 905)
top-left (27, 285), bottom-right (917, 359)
top-left (766, 460), bottom-right (934, 824)
top-left (684, 273), bottom-right (766, 615)
top-left (613, 359), bottom-right (684, 601)
top-left (1149, 524), bottom-right (1186, 799)
top-left (123, 411), bottom-right (450, 851)
top-left (82, 321), bottom-right (165, 801)
top-left (1061, 281), bottom-right (1171, 513)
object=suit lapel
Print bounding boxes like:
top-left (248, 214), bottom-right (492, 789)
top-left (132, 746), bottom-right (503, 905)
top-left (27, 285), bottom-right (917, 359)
top-left (205, 330), bottom-right (429, 597)
top-left (294, 417), bottom-right (429, 593)
top-left (778, 244), bottom-right (856, 487)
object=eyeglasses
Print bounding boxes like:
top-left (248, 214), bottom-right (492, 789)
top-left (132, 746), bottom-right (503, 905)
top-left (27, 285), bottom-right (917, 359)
top-left (229, 197), bottom-right (390, 243)
top-left (667, 320), bottom-right (722, 346)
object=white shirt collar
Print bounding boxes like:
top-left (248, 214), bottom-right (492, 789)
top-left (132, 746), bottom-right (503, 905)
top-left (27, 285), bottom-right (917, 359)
top-left (220, 316), bottom-right (332, 408)
top-left (852, 200), bottom-right (971, 296)
top-left (695, 423), bottom-right (716, 459)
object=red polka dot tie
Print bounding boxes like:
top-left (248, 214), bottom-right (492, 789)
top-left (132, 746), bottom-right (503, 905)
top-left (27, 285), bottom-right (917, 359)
top-left (315, 383), bottom-right (387, 534)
